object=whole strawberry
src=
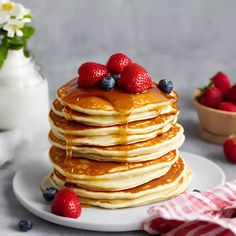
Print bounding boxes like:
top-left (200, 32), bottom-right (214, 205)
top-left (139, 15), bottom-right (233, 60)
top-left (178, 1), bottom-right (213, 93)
top-left (211, 72), bottom-right (231, 96)
top-left (226, 84), bottom-right (236, 104)
top-left (218, 102), bottom-right (236, 112)
top-left (199, 87), bottom-right (223, 108)
top-left (77, 62), bottom-right (108, 87)
top-left (106, 53), bottom-right (132, 74)
top-left (51, 189), bottom-right (81, 218)
top-left (118, 63), bottom-right (152, 93)
top-left (224, 134), bottom-right (236, 163)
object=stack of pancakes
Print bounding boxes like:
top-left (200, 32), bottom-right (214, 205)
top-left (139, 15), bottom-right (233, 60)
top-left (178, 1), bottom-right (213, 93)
top-left (42, 78), bottom-right (192, 209)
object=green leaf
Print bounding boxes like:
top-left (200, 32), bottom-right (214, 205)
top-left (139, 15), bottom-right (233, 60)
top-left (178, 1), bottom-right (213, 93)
top-left (23, 14), bottom-right (32, 19)
top-left (0, 23), bottom-right (34, 67)
top-left (22, 26), bottom-right (35, 39)
top-left (7, 36), bottom-right (25, 46)
top-left (0, 29), bottom-right (7, 36)
top-left (0, 44), bottom-right (8, 68)
top-left (8, 44), bottom-right (24, 50)
top-left (23, 47), bottom-right (30, 57)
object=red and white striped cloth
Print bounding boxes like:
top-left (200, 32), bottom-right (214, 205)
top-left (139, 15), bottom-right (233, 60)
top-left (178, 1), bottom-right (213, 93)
top-left (142, 181), bottom-right (236, 235)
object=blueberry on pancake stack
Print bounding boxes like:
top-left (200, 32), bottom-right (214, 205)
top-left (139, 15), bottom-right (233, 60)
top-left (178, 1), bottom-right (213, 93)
top-left (42, 53), bottom-right (192, 209)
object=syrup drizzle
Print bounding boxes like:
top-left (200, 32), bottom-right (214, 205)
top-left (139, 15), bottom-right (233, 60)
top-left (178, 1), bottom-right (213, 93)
top-left (65, 104), bottom-right (73, 158)
top-left (51, 151), bottom-right (181, 194)
top-left (65, 134), bottom-right (73, 158)
top-left (56, 78), bottom-right (175, 158)
top-left (57, 78), bottom-right (173, 117)
top-left (50, 147), bottom-right (176, 176)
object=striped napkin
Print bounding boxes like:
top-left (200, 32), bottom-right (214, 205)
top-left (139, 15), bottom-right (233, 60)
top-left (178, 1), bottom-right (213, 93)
top-left (142, 181), bottom-right (236, 235)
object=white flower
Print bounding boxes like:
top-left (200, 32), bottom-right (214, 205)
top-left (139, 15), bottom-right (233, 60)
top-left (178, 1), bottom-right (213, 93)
top-left (0, 1), bottom-right (31, 25)
top-left (0, 11), bottom-right (9, 25)
top-left (0, 0), bottom-right (14, 25)
top-left (11, 3), bottom-right (31, 20)
top-left (0, 1), bottom-right (32, 37)
top-left (1, 1), bottom-right (14, 12)
top-left (0, 0), bottom-right (11, 3)
top-left (3, 18), bottom-right (25, 37)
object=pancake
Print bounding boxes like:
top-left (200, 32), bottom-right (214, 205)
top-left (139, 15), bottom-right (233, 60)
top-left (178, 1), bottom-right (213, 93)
top-left (56, 78), bottom-right (177, 116)
top-left (49, 147), bottom-right (178, 191)
top-left (52, 99), bottom-right (178, 127)
top-left (41, 156), bottom-right (192, 209)
top-left (49, 124), bottom-right (184, 162)
top-left (57, 167), bottom-right (170, 191)
top-left (49, 108), bottom-right (179, 136)
top-left (62, 105), bottom-right (177, 126)
top-left (50, 121), bottom-right (175, 146)
top-left (76, 169), bottom-right (191, 209)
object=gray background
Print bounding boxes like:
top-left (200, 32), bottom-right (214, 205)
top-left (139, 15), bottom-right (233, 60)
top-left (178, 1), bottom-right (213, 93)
top-left (2, 0), bottom-right (236, 235)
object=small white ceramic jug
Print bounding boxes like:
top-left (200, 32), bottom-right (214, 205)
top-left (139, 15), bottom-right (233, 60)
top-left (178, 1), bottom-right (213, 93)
top-left (0, 1), bottom-right (50, 166)
top-left (0, 49), bottom-right (49, 130)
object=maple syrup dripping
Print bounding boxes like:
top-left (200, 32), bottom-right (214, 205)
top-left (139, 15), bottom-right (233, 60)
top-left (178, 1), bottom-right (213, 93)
top-left (65, 135), bottom-right (73, 158)
top-left (64, 99), bottom-right (74, 158)
top-left (57, 78), bottom-right (173, 117)
top-left (56, 78), bottom-right (175, 159)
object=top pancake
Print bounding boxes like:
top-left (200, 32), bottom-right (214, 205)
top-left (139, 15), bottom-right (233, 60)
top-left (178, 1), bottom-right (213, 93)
top-left (56, 78), bottom-right (177, 116)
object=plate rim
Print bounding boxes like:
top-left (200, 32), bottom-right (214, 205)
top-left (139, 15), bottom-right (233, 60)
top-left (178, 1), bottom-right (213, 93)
top-left (181, 151), bottom-right (226, 185)
top-left (13, 151), bottom-right (225, 232)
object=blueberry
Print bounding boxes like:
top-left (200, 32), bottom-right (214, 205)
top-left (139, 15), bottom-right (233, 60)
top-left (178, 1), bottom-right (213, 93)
top-left (100, 76), bottom-right (116, 90)
top-left (158, 79), bottom-right (173, 94)
top-left (112, 74), bottom-right (120, 81)
top-left (42, 187), bottom-right (58, 202)
top-left (193, 189), bottom-right (201, 193)
top-left (18, 220), bottom-right (33, 232)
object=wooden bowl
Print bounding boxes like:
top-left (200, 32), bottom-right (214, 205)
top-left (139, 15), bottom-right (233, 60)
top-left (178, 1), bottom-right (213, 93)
top-left (192, 90), bottom-right (236, 144)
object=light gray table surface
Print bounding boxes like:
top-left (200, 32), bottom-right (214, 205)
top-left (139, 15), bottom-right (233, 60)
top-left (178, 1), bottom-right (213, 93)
top-left (1, 0), bottom-right (236, 235)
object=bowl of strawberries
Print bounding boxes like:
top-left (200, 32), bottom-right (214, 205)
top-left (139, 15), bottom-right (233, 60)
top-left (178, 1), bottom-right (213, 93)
top-left (193, 72), bottom-right (236, 144)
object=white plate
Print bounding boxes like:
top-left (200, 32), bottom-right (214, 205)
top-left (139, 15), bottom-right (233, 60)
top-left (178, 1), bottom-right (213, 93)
top-left (13, 151), bottom-right (225, 232)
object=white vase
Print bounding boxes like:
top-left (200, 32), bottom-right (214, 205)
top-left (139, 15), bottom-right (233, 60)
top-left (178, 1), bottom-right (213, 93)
top-left (0, 49), bottom-right (50, 130)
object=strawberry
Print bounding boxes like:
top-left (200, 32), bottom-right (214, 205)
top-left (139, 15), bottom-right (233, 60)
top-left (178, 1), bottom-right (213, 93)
top-left (199, 87), bottom-right (223, 108)
top-left (77, 62), bottom-right (108, 87)
top-left (118, 63), bottom-right (152, 93)
top-left (106, 53), bottom-right (132, 74)
top-left (226, 84), bottom-right (236, 104)
top-left (51, 189), bottom-right (81, 218)
top-left (218, 102), bottom-right (236, 112)
top-left (211, 72), bottom-right (231, 96)
top-left (224, 134), bottom-right (236, 163)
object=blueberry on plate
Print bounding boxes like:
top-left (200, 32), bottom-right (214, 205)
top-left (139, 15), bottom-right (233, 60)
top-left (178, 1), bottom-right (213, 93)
top-left (42, 187), bottom-right (58, 202)
top-left (18, 219), bottom-right (33, 232)
top-left (112, 74), bottom-right (120, 81)
top-left (100, 76), bottom-right (116, 90)
top-left (158, 79), bottom-right (173, 94)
